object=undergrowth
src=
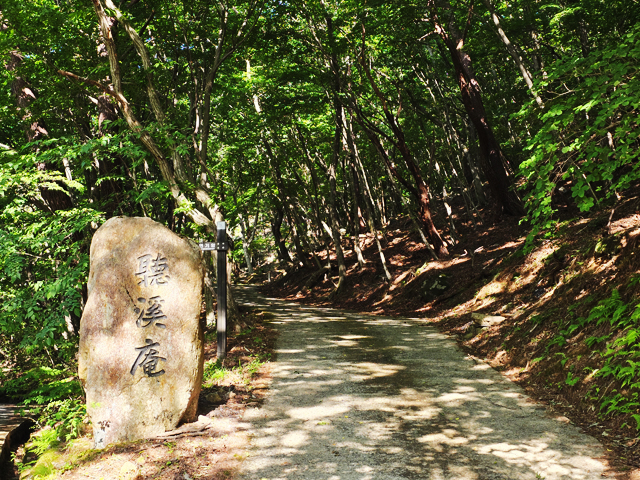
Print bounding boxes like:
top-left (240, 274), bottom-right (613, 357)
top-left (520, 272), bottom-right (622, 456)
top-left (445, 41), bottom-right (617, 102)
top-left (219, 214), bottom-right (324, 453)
top-left (1, 366), bottom-right (87, 445)
top-left (202, 354), bottom-right (269, 388)
top-left (536, 275), bottom-right (640, 431)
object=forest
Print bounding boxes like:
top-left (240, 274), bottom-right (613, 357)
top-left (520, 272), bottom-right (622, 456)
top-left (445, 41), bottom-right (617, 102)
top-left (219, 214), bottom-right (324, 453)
top-left (1, 0), bottom-right (640, 475)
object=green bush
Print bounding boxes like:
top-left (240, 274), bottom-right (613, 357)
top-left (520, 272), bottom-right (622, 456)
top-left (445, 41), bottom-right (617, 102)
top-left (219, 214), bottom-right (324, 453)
top-left (518, 24), bottom-right (640, 251)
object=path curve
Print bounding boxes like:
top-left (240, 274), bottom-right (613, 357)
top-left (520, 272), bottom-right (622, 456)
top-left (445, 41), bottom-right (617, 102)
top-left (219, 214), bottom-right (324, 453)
top-left (235, 286), bottom-right (607, 480)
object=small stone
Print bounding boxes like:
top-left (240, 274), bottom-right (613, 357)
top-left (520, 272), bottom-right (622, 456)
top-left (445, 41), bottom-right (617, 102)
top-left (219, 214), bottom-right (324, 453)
top-left (197, 415), bottom-right (213, 424)
top-left (471, 313), bottom-right (506, 328)
top-left (118, 461), bottom-right (142, 480)
top-left (205, 392), bottom-right (222, 403)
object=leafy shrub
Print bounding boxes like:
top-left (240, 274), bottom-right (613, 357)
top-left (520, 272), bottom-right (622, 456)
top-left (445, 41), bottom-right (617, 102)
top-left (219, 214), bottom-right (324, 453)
top-left (518, 24), bottom-right (640, 251)
top-left (575, 286), bottom-right (640, 425)
top-left (1, 367), bottom-right (86, 443)
top-left (0, 367), bottom-right (70, 400)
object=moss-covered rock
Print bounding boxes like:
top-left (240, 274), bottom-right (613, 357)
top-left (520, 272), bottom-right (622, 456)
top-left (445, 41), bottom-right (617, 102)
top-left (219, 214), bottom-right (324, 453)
top-left (19, 436), bottom-right (95, 479)
top-left (420, 273), bottom-right (450, 302)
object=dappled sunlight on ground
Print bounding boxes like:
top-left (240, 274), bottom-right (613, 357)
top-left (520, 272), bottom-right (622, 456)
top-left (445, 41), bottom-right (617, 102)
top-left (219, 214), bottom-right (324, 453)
top-left (235, 287), bottom-right (606, 480)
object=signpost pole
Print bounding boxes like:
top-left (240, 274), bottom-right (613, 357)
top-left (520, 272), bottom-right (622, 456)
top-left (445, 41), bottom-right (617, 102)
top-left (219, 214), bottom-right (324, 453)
top-left (216, 222), bottom-right (227, 360)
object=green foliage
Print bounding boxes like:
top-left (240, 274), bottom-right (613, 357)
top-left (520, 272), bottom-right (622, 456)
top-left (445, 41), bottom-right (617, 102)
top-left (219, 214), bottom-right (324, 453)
top-left (35, 398), bottom-right (86, 443)
top-left (518, 24), bottom-right (640, 252)
top-left (0, 144), bottom-right (106, 365)
top-left (565, 371), bottom-right (581, 387)
top-left (539, 284), bottom-right (640, 426)
top-left (203, 359), bottom-right (228, 386)
top-left (29, 428), bottom-right (61, 458)
top-left (202, 354), bottom-right (268, 389)
top-left (1, 367), bottom-right (86, 445)
top-left (0, 367), bottom-right (69, 400)
top-left (0, 367), bottom-right (83, 434)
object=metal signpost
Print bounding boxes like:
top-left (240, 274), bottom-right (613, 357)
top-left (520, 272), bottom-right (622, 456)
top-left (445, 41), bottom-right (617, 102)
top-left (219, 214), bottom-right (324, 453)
top-left (198, 221), bottom-right (228, 359)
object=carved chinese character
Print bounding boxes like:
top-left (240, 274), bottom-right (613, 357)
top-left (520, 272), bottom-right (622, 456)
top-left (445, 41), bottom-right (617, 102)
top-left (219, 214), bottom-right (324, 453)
top-left (130, 339), bottom-right (166, 377)
top-left (134, 296), bottom-right (167, 328)
top-left (135, 253), bottom-right (170, 287)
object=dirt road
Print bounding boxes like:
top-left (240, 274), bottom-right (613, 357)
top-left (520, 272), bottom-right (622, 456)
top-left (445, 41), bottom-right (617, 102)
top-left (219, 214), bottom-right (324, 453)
top-left (235, 286), bottom-right (608, 480)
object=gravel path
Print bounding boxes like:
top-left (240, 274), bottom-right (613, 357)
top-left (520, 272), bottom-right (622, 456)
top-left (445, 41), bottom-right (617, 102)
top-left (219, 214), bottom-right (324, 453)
top-left (234, 286), bottom-right (608, 480)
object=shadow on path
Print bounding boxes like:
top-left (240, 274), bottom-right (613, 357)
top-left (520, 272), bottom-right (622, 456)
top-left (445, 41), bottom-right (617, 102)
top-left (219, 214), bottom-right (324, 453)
top-left (234, 285), bottom-right (606, 480)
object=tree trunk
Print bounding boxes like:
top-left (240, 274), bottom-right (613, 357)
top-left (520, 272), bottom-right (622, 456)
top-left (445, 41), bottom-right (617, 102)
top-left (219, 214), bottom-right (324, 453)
top-left (353, 152), bottom-right (392, 281)
top-left (238, 214), bottom-right (254, 274)
top-left (8, 51), bottom-right (74, 213)
top-left (480, 0), bottom-right (543, 107)
top-left (357, 38), bottom-right (449, 256)
top-left (428, 3), bottom-right (523, 216)
top-left (351, 104), bottom-right (449, 257)
top-left (343, 115), bottom-right (366, 269)
top-left (327, 128), bottom-right (348, 293)
top-left (271, 206), bottom-right (292, 263)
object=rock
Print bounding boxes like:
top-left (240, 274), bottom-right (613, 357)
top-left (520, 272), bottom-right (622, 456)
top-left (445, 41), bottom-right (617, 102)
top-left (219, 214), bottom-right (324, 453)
top-left (420, 273), bottom-right (450, 302)
top-left (471, 313), bottom-right (506, 328)
top-left (118, 460), bottom-right (142, 480)
top-left (460, 321), bottom-right (481, 340)
top-left (197, 415), bottom-right (213, 425)
top-left (78, 217), bottom-right (205, 448)
top-left (205, 392), bottom-right (222, 404)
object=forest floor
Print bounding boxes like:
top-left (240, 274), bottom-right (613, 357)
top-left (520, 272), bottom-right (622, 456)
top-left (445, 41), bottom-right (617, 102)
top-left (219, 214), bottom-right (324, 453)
top-left (257, 188), bottom-right (640, 477)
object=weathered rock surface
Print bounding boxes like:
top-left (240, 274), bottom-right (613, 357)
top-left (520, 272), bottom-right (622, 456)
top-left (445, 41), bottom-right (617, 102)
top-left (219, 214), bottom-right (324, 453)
top-left (79, 217), bottom-right (204, 448)
top-left (471, 312), bottom-right (507, 327)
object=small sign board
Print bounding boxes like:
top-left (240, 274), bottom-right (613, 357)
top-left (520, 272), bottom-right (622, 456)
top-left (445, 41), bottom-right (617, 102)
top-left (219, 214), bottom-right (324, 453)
top-left (198, 242), bottom-right (216, 251)
top-left (198, 242), bottom-right (228, 251)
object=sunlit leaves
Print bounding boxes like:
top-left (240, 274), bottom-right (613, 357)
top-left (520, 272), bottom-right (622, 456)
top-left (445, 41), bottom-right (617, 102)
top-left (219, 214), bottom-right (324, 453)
top-left (518, 23), bottom-right (640, 252)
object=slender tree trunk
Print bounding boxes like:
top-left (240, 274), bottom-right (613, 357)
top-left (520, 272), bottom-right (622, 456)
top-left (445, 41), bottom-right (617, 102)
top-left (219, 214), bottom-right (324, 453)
top-left (271, 206), bottom-right (292, 263)
top-left (268, 148), bottom-right (312, 269)
top-left (8, 51), bottom-right (74, 213)
top-left (203, 251), bottom-right (216, 328)
top-left (481, 0), bottom-right (543, 107)
top-left (428, 3), bottom-right (523, 216)
top-left (348, 139), bottom-right (392, 280)
top-left (294, 127), bottom-right (335, 258)
top-left (322, 12), bottom-right (349, 294)
top-left (464, 120), bottom-right (488, 206)
top-left (327, 127), bottom-right (348, 292)
top-left (357, 39), bottom-right (449, 256)
top-left (238, 214), bottom-right (254, 274)
top-left (342, 115), bottom-right (366, 269)
top-left (351, 103), bottom-right (449, 257)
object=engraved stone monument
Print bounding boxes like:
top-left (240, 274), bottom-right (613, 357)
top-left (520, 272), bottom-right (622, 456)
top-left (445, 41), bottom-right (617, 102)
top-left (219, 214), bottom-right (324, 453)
top-left (78, 217), bottom-right (205, 448)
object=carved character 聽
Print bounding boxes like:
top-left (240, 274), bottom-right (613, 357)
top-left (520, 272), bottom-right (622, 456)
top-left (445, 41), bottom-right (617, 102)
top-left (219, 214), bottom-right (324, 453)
top-left (135, 253), bottom-right (170, 287)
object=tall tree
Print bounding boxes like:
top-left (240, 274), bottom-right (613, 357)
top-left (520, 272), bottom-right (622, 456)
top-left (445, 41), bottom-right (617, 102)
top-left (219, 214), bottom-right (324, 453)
top-left (427, 0), bottom-right (523, 216)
